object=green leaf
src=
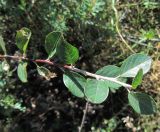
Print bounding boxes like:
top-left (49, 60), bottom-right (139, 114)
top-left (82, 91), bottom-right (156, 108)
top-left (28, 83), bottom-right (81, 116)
top-left (45, 31), bottom-right (63, 59)
top-left (85, 79), bottom-right (109, 104)
top-left (119, 53), bottom-right (152, 77)
top-left (16, 27), bottom-right (31, 53)
top-left (63, 71), bottom-right (85, 98)
top-left (132, 69), bottom-right (143, 89)
top-left (96, 65), bottom-right (126, 90)
top-left (56, 41), bottom-right (79, 64)
top-left (17, 62), bottom-right (28, 83)
top-left (128, 92), bottom-right (157, 115)
top-left (0, 35), bottom-right (7, 54)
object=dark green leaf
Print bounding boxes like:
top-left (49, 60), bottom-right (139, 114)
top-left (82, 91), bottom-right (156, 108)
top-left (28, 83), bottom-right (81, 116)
top-left (132, 69), bottom-right (143, 89)
top-left (119, 53), bottom-right (152, 77)
top-left (85, 79), bottom-right (109, 104)
top-left (0, 35), bottom-right (7, 54)
top-left (96, 65), bottom-right (126, 90)
top-left (45, 31), bottom-right (63, 59)
top-left (128, 92), bottom-right (157, 115)
top-left (63, 71), bottom-right (85, 98)
top-left (17, 62), bottom-right (28, 83)
top-left (57, 41), bottom-right (79, 64)
top-left (16, 27), bottom-right (31, 53)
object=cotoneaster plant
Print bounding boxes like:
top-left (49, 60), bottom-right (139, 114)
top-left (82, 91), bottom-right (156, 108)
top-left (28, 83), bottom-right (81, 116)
top-left (0, 28), bottom-right (157, 131)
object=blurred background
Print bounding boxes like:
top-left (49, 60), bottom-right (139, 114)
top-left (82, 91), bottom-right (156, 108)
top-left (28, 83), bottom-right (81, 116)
top-left (0, 0), bottom-right (160, 131)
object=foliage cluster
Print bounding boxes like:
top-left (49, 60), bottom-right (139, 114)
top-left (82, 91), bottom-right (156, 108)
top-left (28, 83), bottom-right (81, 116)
top-left (0, 28), bottom-right (157, 115)
top-left (0, 0), bottom-right (160, 131)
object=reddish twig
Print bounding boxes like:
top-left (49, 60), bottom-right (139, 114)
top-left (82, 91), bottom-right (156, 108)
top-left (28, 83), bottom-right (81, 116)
top-left (0, 54), bottom-right (132, 89)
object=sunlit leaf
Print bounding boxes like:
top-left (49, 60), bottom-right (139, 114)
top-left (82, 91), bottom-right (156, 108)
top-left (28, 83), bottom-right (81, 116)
top-left (119, 54), bottom-right (152, 77)
top-left (132, 69), bottom-right (143, 89)
top-left (16, 27), bottom-right (31, 54)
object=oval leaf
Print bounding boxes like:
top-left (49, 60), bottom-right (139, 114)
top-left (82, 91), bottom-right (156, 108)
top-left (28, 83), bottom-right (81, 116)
top-left (96, 65), bottom-right (126, 90)
top-left (63, 71), bottom-right (86, 98)
top-left (16, 27), bottom-right (31, 53)
top-left (37, 66), bottom-right (56, 80)
top-left (119, 54), bottom-right (152, 77)
top-left (132, 69), bottom-right (143, 89)
top-left (128, 92), bottom-right (157, 115)
top-left (57, 41), bottom-right (79, 64)
top-left (17, 62), bottom-right (28, 83)
top-left (0, 35), bottom-right (7, 54)
top-left (85, 79), bottom-right (109, 104)
top-left (45, 31), bottom-right (63, 59)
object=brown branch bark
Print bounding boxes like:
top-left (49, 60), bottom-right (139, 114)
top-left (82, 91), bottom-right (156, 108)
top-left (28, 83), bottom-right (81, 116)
top-left (0, 54), bottom-right (132, 89)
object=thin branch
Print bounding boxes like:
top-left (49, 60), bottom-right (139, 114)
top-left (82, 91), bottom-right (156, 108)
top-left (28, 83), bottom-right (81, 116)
top-left (0, 55), bottom-right (55, 65)
top-left (78, 101), bottom-right (89, 132)
top-left (112, 0), bottom-right (135, 53)
top-left (121, 34), bottom-right (160, 47)
top-left (123, 36), bottom-right (150, 47)
top-left (64, 66), bottom-right (132, 88)
top-left (0, 54), bottom-right (132, 89)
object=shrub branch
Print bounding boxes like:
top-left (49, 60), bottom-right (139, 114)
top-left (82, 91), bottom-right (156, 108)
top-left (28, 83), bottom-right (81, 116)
top-left (78, 101), bottom-right (89, 132)
top-left (0, 54), bottom-right (132, 89)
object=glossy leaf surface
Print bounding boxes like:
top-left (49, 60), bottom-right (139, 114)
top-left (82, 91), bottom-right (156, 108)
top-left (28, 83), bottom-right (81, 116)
top-left (45, 31), bottom-right (62, 58)
top-left (57, 41), bottom-right (79, 64)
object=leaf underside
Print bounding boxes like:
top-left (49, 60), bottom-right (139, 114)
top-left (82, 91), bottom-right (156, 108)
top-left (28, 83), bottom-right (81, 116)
top-left (85, 79), bottom-right (109, 104)
top-left (119, 53), bottom-right (152, 77)
top-left (96, 65), bottom-right (126, 90)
